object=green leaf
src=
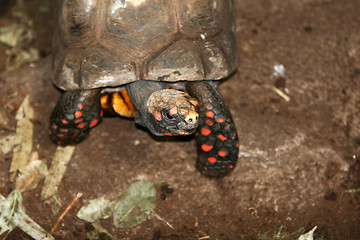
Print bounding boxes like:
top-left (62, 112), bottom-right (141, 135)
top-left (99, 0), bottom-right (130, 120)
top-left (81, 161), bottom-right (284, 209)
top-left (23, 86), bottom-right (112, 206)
top-left (113, 181), bottom-right (159, 228)
top-left (77, 197), bottom-right (114, 222)
top-left (0, 190), bottom-right (25, 235)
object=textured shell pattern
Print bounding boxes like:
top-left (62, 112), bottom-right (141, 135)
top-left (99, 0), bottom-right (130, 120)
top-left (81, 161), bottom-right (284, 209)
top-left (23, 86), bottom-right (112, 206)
top-left (53, 0), bottom-right (237, 90)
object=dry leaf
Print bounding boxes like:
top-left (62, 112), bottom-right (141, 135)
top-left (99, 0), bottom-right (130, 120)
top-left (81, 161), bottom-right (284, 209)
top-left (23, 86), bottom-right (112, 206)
top-left (0, 132), bottom-right (15, 156)
top-left (10, 96), bottom-right (34, 182)
top-left (41, 145), bottom-right (75, 201)
top-left (0, 190), bottom-right (54, 240)
top-left (15, 152), bottom-right (48, 192)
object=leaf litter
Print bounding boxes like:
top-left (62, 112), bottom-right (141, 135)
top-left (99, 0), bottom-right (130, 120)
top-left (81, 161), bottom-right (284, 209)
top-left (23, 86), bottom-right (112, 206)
top-left (1, 95), bottom-right (57, 239)
top-left (41, 145), bottom-right (75, 201)
top-left (77, 181), bottom-right (161, 229)
top-left (0, 190), bottom-right (54, 240)
top-left (9, 95), bottom-right (34, 182)
top-left (0, 0), bottom-right (39, 71)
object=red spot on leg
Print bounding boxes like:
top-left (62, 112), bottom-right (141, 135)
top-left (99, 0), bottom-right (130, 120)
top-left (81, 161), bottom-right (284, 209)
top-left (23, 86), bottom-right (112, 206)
top-left (75, 111), bottom-right (83, 118)
top-left (217, 134), bottom-right (227, 141)
top-left (77, 122), bottom-right (86, 129)
top-left (232, 133), bottom-right (237, 139)
top-left (217, 117), bottom-right (224, 123)
top-left (228, 164), bottom-right (234, 169)
top-left (201, 144), bottom-right (213, 152)
top-left (206, 105), bottom-right (213, 110)
top-left (218, 150), bottom-right (227, 157)
top-left (57, 141), bottom-right (62, 145)
top-left (71, 132), bottom-right (79, 141)
top-left (100, 109), bottom-right (103, 117)
top-left (75, 118), bottom-right (83, 124)
top-left (208, 157), bottom-right (217, 163)
top-left (78, 104), bottom-right (84, 109)
top-left (206, 119), bottom-right (214, 126)
top-left (201, 127), bottom-right (211, 136)
top-left (206, 111), bottom-right (214, 118)
top-left (90, 119), bottom-right (99, 127)
top-left (62, 120), bottom-right (68, 125)
top-left (52, 125), bottom-right (58, 130)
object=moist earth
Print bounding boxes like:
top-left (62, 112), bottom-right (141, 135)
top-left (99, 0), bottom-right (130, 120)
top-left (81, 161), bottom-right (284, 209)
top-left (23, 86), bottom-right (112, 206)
top-left (0, 0), bottom-right (360, 239)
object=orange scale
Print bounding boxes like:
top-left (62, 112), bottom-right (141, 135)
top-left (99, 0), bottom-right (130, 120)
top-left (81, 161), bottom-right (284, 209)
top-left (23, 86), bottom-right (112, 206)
top-left (216, 117), bottom-right (224, 123)
top-left (76, 123), bottom-right (86, 129)
top-left (208, 157), bottom-right (217, 163)
top-left (217, 134), bottom-right (227, 141)
top-left (75, 111), bottom-right (83, 118)
top-left (206, 111), bottom-right (214, 118)
top-left (90, 119), bottom-right (99, 127)
top-left (206, 119), bottom-right (214, 126)
top-left (201, 127), bottom-right (211, 136)
top-left (218, 150), bottom-right (227, 157)
top-left (201, 144), bottom-right (213, 152)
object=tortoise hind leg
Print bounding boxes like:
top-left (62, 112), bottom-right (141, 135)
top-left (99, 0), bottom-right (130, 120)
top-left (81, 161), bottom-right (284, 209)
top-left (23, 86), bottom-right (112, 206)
top-left (186, 81), bottom-right (239, 177)
top-left (49, 89), bottom-right (102, 145)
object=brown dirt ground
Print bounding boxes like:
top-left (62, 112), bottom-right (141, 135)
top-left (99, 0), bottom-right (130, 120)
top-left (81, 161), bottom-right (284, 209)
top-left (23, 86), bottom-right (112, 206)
top-left (1, 0), bottom-right (360, 239)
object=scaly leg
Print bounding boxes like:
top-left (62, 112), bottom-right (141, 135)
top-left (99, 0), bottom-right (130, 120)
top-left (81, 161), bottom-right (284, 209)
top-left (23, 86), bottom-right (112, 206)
top-left (187, 81), bottom-right (239, 177)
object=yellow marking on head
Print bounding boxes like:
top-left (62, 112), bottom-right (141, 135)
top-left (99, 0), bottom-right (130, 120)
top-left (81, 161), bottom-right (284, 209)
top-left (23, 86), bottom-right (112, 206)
top-left (184, 111), bottom-right (199, 123)
top-left (153, 111), bottom-right (162, 121)
top-left (169, 106), bottom-right (178, 115)
top-left (180, 109), bottom-right (189, 115)
top-left (189, 100), bottom-right (199, 106)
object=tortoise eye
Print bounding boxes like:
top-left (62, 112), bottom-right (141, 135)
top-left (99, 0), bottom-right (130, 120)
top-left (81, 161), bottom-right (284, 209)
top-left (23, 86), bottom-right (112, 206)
top-left (165, 112), bottom-right (175, 120)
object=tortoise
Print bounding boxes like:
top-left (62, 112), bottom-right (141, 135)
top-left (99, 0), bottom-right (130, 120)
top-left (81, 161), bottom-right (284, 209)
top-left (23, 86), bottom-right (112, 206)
top-left (49, 0), bottom-right (239, 177)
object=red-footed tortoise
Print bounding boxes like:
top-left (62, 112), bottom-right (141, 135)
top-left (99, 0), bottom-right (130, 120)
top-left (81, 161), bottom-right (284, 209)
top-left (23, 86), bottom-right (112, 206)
top-left (50, 0), bottom-right (239, 177)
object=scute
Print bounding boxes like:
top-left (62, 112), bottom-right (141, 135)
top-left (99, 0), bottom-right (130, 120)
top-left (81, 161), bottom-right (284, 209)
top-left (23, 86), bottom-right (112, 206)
top-left (58, 0), bottom-right (97, 46)
top-left (146, 40), bottom-right (204, 81)
top-left (53, 0), bottom-right (237, 91)
top-left (177, 0), bottom-right (224, 38)
top-left (103, 0), bottom-right (177, 54)
top-left (81, 44), bottom-right (136, 88)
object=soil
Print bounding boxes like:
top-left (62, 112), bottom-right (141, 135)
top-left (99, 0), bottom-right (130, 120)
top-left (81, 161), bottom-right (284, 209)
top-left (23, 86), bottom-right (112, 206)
top-left (1, 0), bottom-right (360, 239)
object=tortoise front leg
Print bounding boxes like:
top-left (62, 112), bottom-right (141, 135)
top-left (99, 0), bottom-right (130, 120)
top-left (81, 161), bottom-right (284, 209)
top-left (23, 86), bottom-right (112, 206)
top-left (49, 89), bottom-right (102, 145)
top-left (186, 81), bottom-right (239, 177)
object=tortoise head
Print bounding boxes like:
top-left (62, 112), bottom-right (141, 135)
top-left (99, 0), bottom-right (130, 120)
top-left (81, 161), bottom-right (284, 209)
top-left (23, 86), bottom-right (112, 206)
top-left (146, 89), bottom-right (199, 136)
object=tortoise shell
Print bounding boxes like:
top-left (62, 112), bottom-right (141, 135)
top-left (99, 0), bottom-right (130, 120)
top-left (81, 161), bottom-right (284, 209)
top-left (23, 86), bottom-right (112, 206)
top-left (53, 0), bottom-right (237, 90)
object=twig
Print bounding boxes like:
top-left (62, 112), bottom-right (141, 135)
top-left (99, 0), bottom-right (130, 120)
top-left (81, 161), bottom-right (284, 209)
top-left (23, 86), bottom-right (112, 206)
top-left (265, 84), bottom-right (290, 102)
top-left (49, 192), bottom-right (83, 236)
top-left (151, 210), bottom-right (174, 229)
top-left (198, 236), bottom-right (210, 239)
top-left (1, 228), bottom-right (13, 240)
